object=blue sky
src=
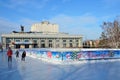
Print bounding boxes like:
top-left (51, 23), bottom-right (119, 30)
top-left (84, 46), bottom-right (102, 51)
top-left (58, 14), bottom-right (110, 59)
top-left (0, 0), bottom-right (120, 40)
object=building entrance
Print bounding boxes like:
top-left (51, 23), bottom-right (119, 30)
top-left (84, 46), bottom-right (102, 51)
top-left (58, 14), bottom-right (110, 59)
top-left (15, 44), bottom-right (20, 49)
top-left (41, 44), bottom-right (45, 48)
top-left (25, 44), bottom-right (29, 48)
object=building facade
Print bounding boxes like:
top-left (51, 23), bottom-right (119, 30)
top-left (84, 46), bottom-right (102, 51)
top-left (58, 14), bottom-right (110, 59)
top-left (83, 40), bottom-right (100, 48)
top-left (31, 21), bottom-right (59, 33)
top-left (1, 32), bottom-right (82, 49)
top-left (1, 21), bottom-right (83, 49)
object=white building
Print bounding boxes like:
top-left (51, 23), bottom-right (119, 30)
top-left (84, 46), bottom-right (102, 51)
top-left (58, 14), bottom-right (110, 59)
top-left (31, 21), bottom-right (59, 33)
top-left (1, 21), bottom-right (83, 49)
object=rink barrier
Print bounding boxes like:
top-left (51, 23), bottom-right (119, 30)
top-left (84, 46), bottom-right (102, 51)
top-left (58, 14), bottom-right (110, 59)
top-left (21, 48), bottom-right (120, 61)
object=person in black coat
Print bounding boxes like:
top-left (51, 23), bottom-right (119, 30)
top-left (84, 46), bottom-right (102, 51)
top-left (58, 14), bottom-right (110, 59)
top-left (15, 50), bottom-right (19, 58)
top-left (21, 51), bottom-right (26, 61)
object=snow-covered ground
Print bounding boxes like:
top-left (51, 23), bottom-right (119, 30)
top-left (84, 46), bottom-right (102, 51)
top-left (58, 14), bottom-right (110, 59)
top-left (1, 50), bottom-right (120, 80)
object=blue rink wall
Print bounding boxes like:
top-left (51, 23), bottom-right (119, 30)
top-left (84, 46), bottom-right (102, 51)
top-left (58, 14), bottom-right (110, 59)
top-left (24, 49), bottom-right (120, 61)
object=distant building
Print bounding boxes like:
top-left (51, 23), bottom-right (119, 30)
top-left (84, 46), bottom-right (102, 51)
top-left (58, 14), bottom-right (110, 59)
top-left (1, 21), bottom-right (83, 49)
top-left (83, 40), bottom-right (100, 48)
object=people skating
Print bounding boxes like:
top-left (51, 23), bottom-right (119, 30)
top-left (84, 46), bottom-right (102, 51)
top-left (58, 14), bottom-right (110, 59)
top-left (7, 47), bottom-right (13, 62)
top-left (15, 50), bottom-right (19, 58)
top-left (15, 50), bottom-right (19, 62)
top-left (21, 51), bottom-right (26, 61)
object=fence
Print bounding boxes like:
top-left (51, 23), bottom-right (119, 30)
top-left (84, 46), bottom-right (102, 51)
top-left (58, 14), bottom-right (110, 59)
top-left (22, 48), bottom-right (120, 61)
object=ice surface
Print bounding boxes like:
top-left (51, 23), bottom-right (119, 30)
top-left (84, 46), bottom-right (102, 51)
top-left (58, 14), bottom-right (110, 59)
top-left (0, 50), bottom-right (120, 80)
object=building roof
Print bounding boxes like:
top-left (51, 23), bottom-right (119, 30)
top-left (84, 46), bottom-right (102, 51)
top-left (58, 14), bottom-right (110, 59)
top-left (1, 32), bottom-right (82, 38)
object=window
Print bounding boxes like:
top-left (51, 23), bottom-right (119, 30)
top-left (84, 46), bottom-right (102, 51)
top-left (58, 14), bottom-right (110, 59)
top-left (49, 44), bottom-right (52, 47)
top-left (24, 40), bottom-right (29, 42)
top-left (49, 40), bottom-right (52, 42)
top-left (16, 39), bottom-right (20, 42)
top-left (41, 44), bottom-right (45, 48)
top-left (33, 40), bottom-right (37, 43)
top-left (25, 44), bottom-right (29, 48)
top-left (41, 40), bottom-right (45, 42)
top-left (76, 40), bottom-right (79, 42)
top-left (63, 40), bottom-right (66, 42)
top-left (70, 40), bottom-right (72, 42)
top-left (6, 39), bottom-right (11, 43)
top-left (69, 43), bottom-right (73, 47)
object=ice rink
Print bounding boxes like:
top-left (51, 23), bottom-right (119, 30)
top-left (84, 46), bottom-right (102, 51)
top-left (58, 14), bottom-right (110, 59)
top-left (0, 51), bottom-right (120, 80)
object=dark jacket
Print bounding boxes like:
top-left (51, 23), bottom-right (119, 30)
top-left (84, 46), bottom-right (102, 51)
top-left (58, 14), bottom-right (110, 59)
top-left (22, 51), bottom-right (26, 58)
top-left (15, 50), bottom-right (19, 57)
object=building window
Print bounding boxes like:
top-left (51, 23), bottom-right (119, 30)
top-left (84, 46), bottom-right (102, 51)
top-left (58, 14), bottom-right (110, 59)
top-left (41, 40), bottom-right (45, 42)
top-left (15, 39), bottom-right (20, 42)
top-left (33, 40), bottom-right (37, 43)
top-left (49, 40), bottom-right (52, 42)
top-left (70, 40), bottom-right (72, 42)
top-left (16, 44), bottom-right (20, 49)
top-left (25, 44), bottom-right (29, 48)
top-left (63, 40), bottom-right (66, 42)
top-left (24, 39), bottom-right (29, 42)
top-left (6, 39), bottom-right (11, 43)
top-left (41, 43), bottom-right (45, 48)
top-left (69, 43), bottom-right (73, 47)
top-left (49, 44), bottom-right (52, 48)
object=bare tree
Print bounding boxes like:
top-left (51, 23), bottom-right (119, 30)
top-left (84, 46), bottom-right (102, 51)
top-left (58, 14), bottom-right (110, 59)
top-left (100, 17), bottom-right (120, 48)
top-left (99, 32), bottom-right (108, 48)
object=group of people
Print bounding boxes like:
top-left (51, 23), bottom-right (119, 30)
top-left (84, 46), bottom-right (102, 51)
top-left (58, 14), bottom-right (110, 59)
top-left (7, 47), bottom-right (26, 62)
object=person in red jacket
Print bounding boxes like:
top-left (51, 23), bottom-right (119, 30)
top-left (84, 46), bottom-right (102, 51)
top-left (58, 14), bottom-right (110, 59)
top-left (7, 47), bottom-right (13, 62)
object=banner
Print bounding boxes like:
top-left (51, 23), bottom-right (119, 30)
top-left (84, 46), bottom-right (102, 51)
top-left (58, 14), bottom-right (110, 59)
top-left (26, 49), bottom-right (120, 61)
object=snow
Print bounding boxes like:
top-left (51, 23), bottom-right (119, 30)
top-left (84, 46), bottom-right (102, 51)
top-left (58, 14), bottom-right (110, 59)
top-left (1, 50), bottom-right (120, 80)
